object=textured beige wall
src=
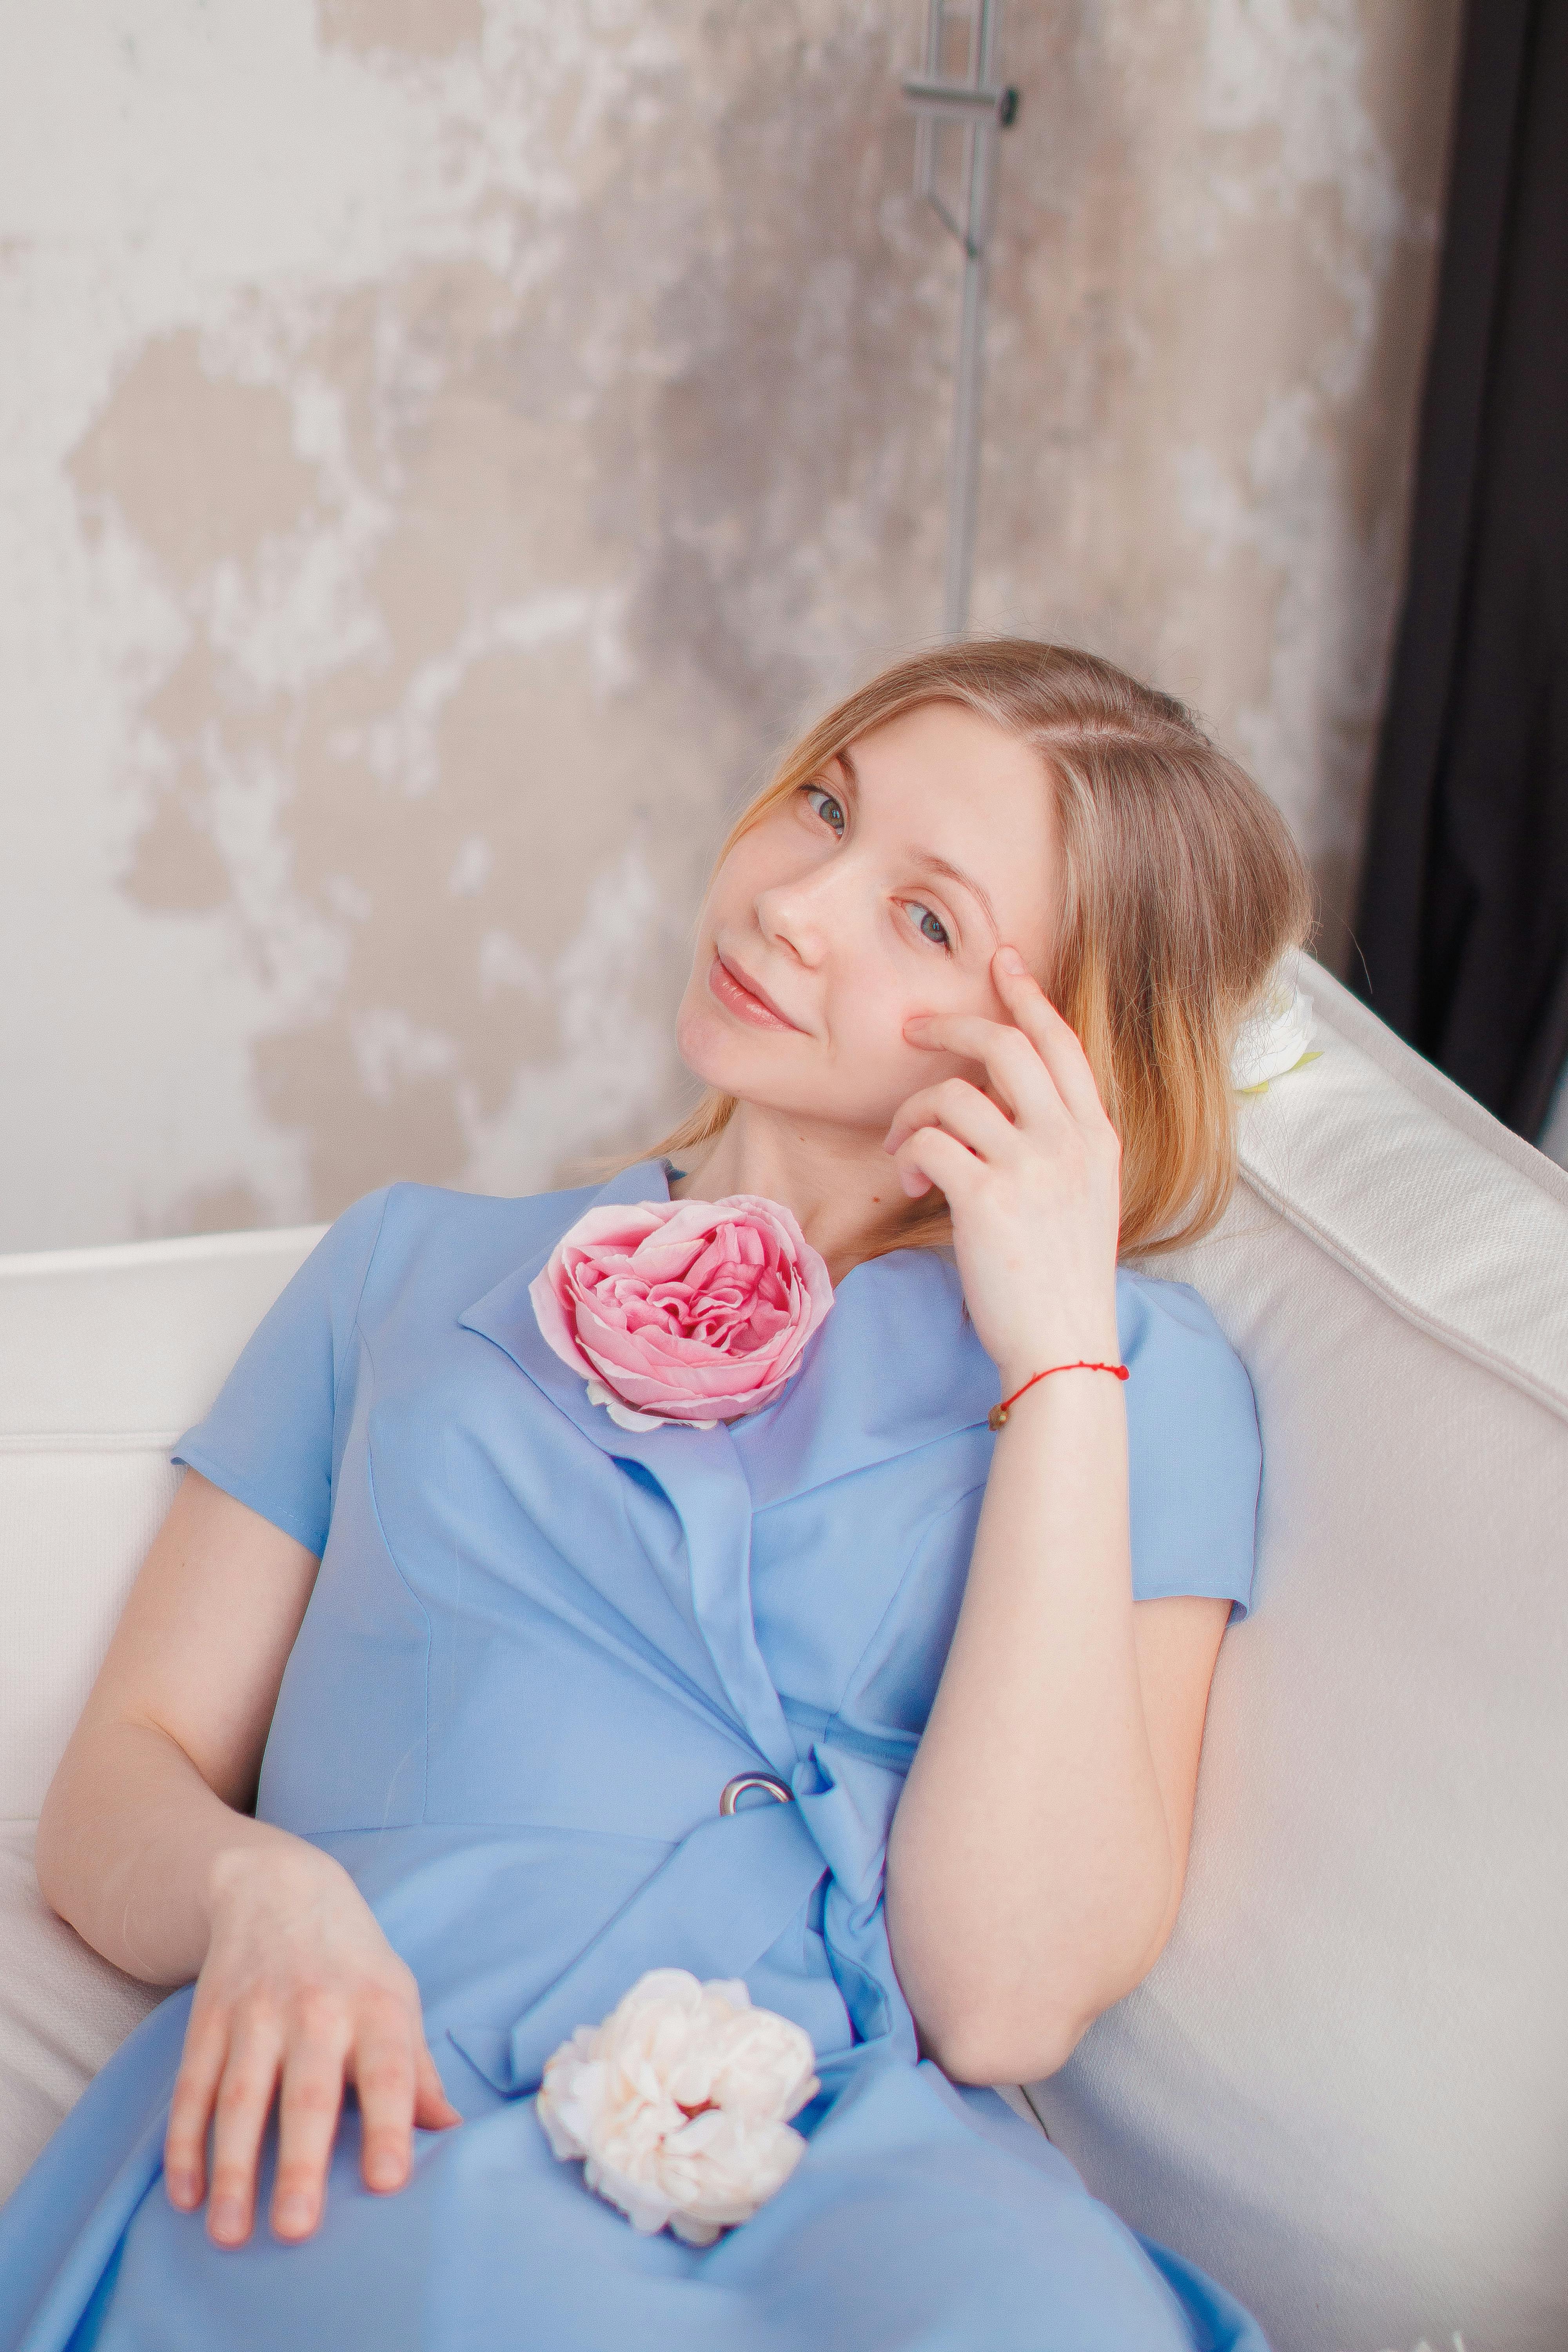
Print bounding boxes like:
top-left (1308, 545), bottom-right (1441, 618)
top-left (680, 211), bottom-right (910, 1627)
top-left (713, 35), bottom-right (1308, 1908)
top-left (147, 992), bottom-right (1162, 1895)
top-left (0, 0), bottom-right (1459, 1251)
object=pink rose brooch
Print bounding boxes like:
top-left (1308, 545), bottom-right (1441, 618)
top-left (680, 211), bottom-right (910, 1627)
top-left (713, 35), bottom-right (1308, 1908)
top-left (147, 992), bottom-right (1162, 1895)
top-left (529, 1193), bottom-right (833, 1430)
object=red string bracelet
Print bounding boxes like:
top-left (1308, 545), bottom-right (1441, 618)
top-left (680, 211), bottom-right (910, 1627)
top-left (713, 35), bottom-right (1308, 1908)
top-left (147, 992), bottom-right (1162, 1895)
top-left (987, 1360), bottom-right (1129, 1431)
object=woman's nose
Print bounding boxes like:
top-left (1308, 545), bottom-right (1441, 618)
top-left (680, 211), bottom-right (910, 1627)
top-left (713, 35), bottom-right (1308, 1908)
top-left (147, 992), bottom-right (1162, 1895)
top-left (755, 868), bottom-right (837, 966)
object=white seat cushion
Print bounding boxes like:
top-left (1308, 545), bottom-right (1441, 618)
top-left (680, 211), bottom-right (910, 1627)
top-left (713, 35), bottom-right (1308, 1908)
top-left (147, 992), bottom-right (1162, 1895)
top-left (0, 1822), bottom-right (158, 2206)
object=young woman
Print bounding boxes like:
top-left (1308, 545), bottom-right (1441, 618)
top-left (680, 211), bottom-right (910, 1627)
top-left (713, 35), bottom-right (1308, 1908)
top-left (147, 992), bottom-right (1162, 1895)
top-left (0, 641), bottom-right (1310, 2350)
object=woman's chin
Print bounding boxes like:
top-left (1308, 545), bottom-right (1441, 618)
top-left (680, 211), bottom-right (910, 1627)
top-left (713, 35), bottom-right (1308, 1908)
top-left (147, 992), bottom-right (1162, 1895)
top-left (674, 1000), bottom-right (804, 1109)
top-left (677, 998), bottom-right (760, 1088)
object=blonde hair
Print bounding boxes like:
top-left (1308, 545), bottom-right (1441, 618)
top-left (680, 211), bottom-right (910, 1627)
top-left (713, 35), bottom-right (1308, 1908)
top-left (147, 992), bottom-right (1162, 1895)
top-left (642, 639), bottom-right (1312, 1259)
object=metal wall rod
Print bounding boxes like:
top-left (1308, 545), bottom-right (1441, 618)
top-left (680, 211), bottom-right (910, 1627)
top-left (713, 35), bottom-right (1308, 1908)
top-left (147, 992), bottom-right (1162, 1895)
top-left (902, 0), bottom-right (1017, 637)
top-left (900, 76), bottom-right (1015, 120)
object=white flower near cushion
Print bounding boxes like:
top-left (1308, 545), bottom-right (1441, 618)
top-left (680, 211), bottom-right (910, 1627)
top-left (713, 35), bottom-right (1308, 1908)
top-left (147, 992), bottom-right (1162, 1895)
top-left (1231, 967), bottom-right (1318, 1093)
top-left (535, 1967), bottom-right (819, 2246)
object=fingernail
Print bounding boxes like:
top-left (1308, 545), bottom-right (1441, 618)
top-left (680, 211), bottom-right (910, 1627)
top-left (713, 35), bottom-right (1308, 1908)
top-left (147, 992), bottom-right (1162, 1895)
top-left (366, 2152), bottom-right (404, 2191)
top-left (275, 2192), bottom-right (314, 2235)
top-left (166, 2170), bottom-right (198, 2209)
top-left (209, 2198), bottom-right (245, 2241)
top-left (997, 946), bottom-right (1025, 971)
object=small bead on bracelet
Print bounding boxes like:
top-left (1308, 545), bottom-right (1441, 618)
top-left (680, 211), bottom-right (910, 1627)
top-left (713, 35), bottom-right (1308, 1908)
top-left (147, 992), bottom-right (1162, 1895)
top-left (987, 1360), bottom-right (1129, 1431)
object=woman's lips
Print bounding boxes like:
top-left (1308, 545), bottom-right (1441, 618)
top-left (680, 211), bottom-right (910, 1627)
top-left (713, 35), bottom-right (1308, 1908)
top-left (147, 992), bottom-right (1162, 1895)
top-left (708, 951), bottom-right (801, 1033)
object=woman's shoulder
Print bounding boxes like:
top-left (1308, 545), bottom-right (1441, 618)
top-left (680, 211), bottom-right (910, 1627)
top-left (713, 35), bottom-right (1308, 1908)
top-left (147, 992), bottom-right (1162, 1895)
top-left (1116, 1264), bottom-right (1248, 1386)
top-left (1114, 1269), bottom-right (1262, 1612)
top-left (1115, 1266), bottom-right (1259, 1484)
top-left (353, 1176), bottom-right (598, 1256)
top-left (303, 1177), bottom-right (607, 1333)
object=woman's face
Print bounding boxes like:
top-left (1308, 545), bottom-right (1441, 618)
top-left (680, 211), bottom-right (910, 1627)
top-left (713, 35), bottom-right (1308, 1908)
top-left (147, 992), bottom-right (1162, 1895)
top-left (676, 700), bottom-right (1060, 1139)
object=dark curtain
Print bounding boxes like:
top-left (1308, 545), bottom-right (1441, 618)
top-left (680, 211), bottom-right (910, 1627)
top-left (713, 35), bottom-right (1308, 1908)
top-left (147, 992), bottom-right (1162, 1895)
top-left (1352, 0), bottom-right (1568, 1138)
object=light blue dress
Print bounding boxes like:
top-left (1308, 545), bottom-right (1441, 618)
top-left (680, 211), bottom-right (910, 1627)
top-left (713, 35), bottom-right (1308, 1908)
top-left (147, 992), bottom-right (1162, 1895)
top-left (0, 1162), bottom-right (1269, 2351)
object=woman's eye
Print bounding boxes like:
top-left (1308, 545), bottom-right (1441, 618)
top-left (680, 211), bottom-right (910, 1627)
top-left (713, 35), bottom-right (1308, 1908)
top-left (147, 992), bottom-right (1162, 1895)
top-left (804, 785), bottom-right (846, 836)
top-left (911, 903), bottom-right (950, 949)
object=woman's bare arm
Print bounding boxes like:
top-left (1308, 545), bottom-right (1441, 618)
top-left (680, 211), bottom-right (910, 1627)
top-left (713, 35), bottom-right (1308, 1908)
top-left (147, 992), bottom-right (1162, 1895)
top-left (37, 1470), bottom-right (322, 1980)
top-left (886, 1376), bottom-right (1227, 2082)
top-left (882, 951), bottom-right (1234, 2085)
top-left (36, 1470), bottom-right (458, 2247)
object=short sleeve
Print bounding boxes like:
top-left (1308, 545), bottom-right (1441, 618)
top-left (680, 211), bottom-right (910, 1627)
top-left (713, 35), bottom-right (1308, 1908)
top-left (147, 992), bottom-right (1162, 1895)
top-left (1118, 1272), bottom-right (1261, 1617)
top-left (172, 1188), bottom-right (392, 1555)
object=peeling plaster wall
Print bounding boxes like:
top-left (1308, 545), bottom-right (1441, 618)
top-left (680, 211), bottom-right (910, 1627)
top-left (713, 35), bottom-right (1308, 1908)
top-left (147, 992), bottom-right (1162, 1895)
top-left (0, 0), bottom-right (1459, 1251)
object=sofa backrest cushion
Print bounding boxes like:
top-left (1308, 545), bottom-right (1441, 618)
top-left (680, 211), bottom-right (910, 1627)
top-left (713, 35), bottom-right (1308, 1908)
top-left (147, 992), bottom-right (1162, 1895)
top-left (0, 1225), bottom-right (323, 2200)
top-left (0, 1227), bottom-right (323, 1825)
top-left (1031, 962), bottom-right (1568, 2352)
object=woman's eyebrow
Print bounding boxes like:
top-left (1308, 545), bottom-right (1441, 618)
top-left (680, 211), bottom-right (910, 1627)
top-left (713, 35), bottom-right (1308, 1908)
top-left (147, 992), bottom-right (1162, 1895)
top-left (911, 851), bottom-right (1000, 938)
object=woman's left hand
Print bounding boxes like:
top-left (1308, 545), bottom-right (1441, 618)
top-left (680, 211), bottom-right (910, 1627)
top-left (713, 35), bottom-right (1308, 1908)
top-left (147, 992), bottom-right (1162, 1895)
top-left (882, 947), bottom-right (1122, 1387)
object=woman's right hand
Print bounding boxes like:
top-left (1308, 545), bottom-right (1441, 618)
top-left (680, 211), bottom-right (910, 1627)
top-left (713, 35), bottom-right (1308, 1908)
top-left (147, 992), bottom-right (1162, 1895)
top-left (164, 1836), bottom-right (461, 2247)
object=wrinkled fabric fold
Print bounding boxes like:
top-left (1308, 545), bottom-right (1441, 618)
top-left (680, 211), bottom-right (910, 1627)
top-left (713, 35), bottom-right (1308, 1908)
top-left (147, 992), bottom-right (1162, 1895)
top-left (448, 1799), bottom-right (833, 2097)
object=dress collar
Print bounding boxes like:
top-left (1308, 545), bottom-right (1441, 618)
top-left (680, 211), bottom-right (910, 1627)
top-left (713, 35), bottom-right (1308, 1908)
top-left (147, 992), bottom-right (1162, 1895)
top-left (456, 1158), bottom-right (1000, 1492)
top-left (456, 1161), bottom-right (999, 1775)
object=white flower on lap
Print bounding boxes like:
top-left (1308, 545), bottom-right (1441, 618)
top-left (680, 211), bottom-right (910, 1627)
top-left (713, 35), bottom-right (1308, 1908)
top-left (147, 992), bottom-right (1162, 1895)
top-left (536, 1967), bottom-right (820, 2245)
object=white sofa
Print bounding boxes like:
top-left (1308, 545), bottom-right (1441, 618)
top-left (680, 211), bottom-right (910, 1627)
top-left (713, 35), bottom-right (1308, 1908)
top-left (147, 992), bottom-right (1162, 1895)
top-left (2, 961), bottom-right (1566, 2352)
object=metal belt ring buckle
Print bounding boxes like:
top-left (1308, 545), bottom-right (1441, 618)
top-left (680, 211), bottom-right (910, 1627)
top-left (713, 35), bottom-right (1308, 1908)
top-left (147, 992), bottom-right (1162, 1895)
top-left (719, 1772), bottom-right (794, 1817)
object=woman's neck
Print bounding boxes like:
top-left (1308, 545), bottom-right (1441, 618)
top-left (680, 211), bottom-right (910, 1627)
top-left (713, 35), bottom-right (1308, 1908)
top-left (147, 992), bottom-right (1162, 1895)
top-left (668, 1104), bottom-right (919, 1281)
